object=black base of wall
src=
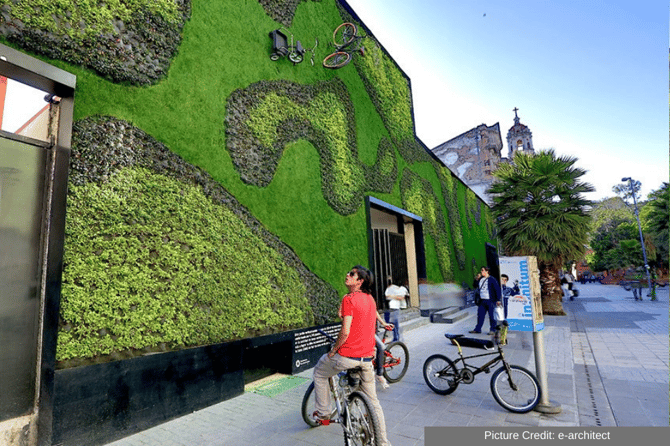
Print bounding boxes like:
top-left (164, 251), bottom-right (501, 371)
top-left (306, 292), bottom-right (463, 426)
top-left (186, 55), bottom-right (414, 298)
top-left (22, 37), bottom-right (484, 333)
top-left (50, 326), bottom-right (341, 446)
top-left (52, 341), bottom-right (244, 446)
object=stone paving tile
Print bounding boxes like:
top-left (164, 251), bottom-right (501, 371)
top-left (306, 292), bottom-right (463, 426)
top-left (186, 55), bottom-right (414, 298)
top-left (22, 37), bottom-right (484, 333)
top-left (103, 283), bottom-right (668, 445)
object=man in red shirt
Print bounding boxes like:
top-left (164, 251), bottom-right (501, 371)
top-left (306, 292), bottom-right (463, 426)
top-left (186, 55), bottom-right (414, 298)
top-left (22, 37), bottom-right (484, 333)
top-left (312, 265), bottom-right (390, 446)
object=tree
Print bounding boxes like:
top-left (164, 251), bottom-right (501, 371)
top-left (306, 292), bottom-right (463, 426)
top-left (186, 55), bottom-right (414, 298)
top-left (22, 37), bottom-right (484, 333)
top-left (488, 150), bottom-right (593, 315)
top-left (643, 182), bottom-right (669, 268)
top-left (612, 179), bottom-right (642, 204)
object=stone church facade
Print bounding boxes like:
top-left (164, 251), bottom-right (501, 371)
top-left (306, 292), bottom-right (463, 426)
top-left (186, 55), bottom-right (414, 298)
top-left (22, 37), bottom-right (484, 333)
top-left (431, 109), bottom-right (535, 204)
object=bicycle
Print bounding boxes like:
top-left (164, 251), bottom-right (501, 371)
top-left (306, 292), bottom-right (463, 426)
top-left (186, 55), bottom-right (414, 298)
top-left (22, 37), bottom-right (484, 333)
top-left (323, 22), bottom-right (365, 69)
top-left (301, 330), bottom-right (382, 446)
top-left (269, 28), bottom-right (318, 65)
top-left (302, 327), bottom-right (408, 428)
top-left (422, 328), bottom-right (541, 413)
top-left (376, 327), bottom-right (409, 384)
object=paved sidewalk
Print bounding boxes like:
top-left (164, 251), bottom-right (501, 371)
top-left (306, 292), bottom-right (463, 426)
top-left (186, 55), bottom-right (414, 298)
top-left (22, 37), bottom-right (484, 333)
top-left (106, 283), bottom-right (668, 446)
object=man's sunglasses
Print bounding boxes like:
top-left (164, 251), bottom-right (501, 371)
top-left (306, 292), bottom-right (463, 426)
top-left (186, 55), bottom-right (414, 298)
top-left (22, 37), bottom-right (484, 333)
top-left (347, 271), bottom-right (357, 277)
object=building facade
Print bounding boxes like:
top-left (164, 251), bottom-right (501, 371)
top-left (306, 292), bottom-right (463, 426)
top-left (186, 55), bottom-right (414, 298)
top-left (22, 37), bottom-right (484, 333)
top-left (431, 109), bottom-right (535, 204)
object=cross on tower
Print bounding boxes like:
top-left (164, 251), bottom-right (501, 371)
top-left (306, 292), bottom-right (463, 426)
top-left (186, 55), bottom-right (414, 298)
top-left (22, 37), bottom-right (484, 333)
top-left (513, 107), bottom-right (519, 118)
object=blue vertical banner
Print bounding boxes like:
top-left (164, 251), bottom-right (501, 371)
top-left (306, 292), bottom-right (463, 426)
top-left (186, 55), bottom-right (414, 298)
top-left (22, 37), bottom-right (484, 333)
top-left (499, 256), bottom-right (544, 332)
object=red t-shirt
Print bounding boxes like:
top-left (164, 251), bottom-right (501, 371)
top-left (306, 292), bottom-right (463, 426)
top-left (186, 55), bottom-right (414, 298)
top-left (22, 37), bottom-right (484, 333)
top-left (338, 291), bottom-right (377, 358)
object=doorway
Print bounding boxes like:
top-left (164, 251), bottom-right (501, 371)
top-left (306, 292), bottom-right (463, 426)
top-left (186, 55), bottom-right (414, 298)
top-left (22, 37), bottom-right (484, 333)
top-left (366, 197), bottom-right (424, 310)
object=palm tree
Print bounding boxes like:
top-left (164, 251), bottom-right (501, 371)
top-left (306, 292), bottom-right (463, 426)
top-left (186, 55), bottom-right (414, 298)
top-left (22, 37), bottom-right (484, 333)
top-left (645, 182), bottom-right (669, 267)
top-left (488, 150), bottom-right (594, 315)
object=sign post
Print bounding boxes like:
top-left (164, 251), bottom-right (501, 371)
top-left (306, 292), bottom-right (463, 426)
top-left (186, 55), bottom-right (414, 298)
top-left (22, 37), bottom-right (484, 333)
top-left (499, 256), bottom-right (561, 414)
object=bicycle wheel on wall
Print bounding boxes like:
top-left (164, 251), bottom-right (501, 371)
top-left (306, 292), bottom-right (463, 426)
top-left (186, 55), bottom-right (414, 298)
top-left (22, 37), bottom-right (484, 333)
top-left (423, 354), bottom-right (459, 395)
top-left (344, 391), bottom-right (381, 446)
top-left (333, 22), bottom-right (357, 46)
top-left (301, 382), bottom-right (336, 427)
top-left (490, 365), bottom-right (541, 413)
top-left (323, 52), bottom-right (352, 69)
top-left (382, 342), bottom-right (409, 383)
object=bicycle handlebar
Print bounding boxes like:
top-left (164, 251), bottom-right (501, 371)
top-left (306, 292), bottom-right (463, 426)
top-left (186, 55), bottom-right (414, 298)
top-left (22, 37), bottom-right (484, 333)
top-left (317, 328), bottom-right (336, 344)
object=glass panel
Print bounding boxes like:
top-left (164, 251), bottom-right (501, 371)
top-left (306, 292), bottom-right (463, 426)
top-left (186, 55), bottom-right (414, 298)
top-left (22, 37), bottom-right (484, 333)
top-left (0, 75), bottom-right (51, 142)
top-left (0, 136), bottom-right (46, 420)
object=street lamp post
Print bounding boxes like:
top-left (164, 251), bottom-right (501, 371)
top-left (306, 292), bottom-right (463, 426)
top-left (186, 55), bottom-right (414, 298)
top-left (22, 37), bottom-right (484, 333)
top-left (621, 177), bottom-right (654, 299)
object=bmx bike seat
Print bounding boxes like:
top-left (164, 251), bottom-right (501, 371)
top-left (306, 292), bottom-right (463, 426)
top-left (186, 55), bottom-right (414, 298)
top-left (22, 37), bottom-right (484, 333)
top-left (445, 333), bottom-right (494, 350)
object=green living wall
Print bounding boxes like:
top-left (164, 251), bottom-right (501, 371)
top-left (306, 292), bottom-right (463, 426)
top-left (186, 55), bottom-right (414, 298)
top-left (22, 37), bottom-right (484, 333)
top-left (0, 0), bottom-right (495, 367)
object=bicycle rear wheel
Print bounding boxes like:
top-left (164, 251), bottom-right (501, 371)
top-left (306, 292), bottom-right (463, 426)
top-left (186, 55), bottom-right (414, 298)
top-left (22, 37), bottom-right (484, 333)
top-left (301, 381), bottom-right (336, 427)
top-left (344, 391), bottom-right (381, 446)
top-left (423, 354), bottom-right (459, 395)
top-left (333, 22), bottom-right (357, 47)
top-left (323, 51), bottom-right (352, 69)
top-left (382, 341), bottom-right (409, 383)
top-left (490, 365), bottom-right (541, 413)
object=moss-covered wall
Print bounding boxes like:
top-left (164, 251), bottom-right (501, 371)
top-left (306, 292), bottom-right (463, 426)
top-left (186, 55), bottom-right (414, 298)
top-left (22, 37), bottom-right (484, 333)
top-left (0, 0), bottom-right (495, 366)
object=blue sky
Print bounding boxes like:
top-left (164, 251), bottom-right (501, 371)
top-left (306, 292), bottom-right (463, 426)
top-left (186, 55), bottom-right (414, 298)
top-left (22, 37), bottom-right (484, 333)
top-left (346, 0), bottom-right (669, 201)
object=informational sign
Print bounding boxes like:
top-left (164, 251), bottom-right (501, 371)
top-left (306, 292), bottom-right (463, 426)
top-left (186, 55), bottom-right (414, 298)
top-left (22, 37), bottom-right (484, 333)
top-left (499, 256), bottom-right (544, 332)
top-left (291, 324), bottom-right (341, 373)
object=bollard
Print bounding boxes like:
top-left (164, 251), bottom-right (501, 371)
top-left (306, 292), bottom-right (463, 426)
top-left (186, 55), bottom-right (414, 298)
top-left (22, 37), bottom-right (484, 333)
top-left (533, 330), bottom-right (562, 414)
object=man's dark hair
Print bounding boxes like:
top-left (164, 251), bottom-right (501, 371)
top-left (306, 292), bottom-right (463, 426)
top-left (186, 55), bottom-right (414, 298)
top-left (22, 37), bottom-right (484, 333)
top-left (501, 274), bottom-right (509, 280)
top-left (481, 266), bottom-right (491, 272)
top-left (353, 265), bottom-right (374, 294)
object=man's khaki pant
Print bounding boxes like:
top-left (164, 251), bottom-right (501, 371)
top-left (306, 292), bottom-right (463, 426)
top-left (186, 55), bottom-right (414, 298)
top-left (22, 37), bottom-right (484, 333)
top-left (313, 353), bottom-right (390, 446)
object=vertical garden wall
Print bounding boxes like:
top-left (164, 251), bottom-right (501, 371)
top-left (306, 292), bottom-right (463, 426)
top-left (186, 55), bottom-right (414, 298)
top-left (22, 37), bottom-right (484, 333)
top-left (1, 0), bottom-right (495, 368)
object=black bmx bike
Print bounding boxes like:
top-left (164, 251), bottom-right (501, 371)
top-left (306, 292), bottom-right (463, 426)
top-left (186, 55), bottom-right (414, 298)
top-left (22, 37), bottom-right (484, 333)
top-left (423, 330), bottom-right (541, 413)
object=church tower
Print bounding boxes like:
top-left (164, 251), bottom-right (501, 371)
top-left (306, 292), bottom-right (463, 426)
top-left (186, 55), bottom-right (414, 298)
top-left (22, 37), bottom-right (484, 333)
top-left (506, 108), bottom-right (534, 158)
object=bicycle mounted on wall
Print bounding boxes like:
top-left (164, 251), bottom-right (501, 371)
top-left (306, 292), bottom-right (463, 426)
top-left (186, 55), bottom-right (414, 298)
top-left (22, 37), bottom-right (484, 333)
top-left (323, 22), bottom-right (365, 69)
top-left (268, 27), bottom-right (317, 65)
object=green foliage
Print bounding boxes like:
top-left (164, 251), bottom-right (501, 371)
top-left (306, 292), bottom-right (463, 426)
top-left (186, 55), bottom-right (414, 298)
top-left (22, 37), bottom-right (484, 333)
top-left (226, 78), bottom-right (395, 215)
top-left (8, 0), bottom-right (498, 362)
top-left (488, 149), bottom-right (593, 313)
top-left (2, 0), bottom-right (181, 39)
top-left (60, 167), bottom-right (311, 362)
top-left (643, 183), bottom-right (669, 267)
top-left (258, 0), bottom-right (322, 27)
top-left (489, 150), bottom-right (593, 267)
top-left (0, 0), bottom-right (190, 84)
top-left (400, 168), bottom-right (453, 281)
top-left (437, 166), bottom-right (466, 270)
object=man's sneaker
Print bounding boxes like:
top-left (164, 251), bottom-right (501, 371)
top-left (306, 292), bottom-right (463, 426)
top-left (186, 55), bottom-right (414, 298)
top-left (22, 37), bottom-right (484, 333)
top-left (376, 375), bottom-right (390, 389)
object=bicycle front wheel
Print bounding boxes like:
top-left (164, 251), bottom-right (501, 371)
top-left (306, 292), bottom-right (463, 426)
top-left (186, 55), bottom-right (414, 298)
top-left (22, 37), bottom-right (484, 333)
top-left (288, 51), bottom-right (303, 64)
top-left (490, 365), bottom-right (541, 413)
top-left (333, 22), bottom-right (357, 46)
top-left (382, 341), bottom-right (409, 383)
top-left (423, 354), bottom-right (459, 395)
top-left (301, 382), bottom-right (336, 427)
top-left (323, 51), bottom-right (352, 69)
top-left (344, 391), bottom-right (381, 446)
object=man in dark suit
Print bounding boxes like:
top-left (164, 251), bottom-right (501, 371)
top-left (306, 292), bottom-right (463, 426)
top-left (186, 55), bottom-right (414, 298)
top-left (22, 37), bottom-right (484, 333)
top-left (470, 266), bottom-right (502, 335)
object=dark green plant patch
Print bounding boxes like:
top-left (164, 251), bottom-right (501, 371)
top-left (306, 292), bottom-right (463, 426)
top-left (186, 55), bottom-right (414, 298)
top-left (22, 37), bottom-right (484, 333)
top-left (400, 168), bottom-right (454, 281)
top-left (0, 0), bottom-right (191, 85)
top-left (62, 116), bottom-right (339, 365)
top-left (335, 7), bottom-right (431, 165)
top-left (437, 166), bottom-right (466, 270)
top-left (258, 0), bottom-right (321, 27)
top-left (225, 78), bottom-right (397, 215)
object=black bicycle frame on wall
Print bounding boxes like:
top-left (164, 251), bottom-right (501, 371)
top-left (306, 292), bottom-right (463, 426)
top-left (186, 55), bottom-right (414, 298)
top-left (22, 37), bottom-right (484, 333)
top-left (0, 43), bottom-right (75, 445)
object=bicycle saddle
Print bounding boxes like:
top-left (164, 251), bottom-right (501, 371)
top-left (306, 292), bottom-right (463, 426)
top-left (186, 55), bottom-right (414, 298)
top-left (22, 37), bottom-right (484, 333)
top-left (445, 334), bottom-right (464, 339)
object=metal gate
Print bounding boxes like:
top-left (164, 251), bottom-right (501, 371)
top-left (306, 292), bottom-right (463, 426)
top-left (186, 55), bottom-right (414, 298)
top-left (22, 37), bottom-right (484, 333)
top-left (371, 229), bottom-right (408, 309)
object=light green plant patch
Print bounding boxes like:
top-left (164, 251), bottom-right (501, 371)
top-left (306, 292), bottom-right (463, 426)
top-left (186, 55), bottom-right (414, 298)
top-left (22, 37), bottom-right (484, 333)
top-left (356, 37), bottom-right (414, 146)
top-left (400, 168), bottom-right (454, 281)
top-left (2, 0), bottom-right (181, 40)
top-left (59, 167), bottom-right (311, 361)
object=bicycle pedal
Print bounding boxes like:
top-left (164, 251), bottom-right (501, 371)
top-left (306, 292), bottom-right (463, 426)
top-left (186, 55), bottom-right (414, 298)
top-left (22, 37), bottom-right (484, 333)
top-left (484, 367), bottom-right (490, 373)
top-left (317, 419), bottom-right (331, 426)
